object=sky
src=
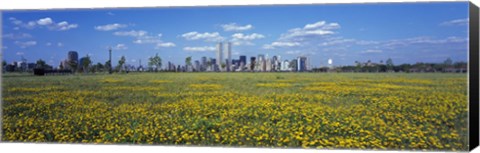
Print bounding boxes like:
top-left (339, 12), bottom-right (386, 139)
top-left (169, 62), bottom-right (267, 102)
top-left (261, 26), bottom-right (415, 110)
top-left (1, 2), bottom-right (470, 67)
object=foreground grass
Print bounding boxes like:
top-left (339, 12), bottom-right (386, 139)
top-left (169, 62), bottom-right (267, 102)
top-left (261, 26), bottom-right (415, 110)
top-left (1, 72), bottom-right (468, 151)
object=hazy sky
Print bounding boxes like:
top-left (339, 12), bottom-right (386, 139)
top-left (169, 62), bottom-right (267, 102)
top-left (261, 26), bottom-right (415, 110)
top-left (1, 2), bottom-right (469, 67)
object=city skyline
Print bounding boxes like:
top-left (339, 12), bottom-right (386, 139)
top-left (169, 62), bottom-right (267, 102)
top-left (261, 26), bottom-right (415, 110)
top-left (1, 2), bottom-right (469, 67)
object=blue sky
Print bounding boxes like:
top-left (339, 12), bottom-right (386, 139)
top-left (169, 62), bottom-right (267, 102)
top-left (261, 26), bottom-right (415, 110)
top-left (1, 2), bottom-right (469, 67)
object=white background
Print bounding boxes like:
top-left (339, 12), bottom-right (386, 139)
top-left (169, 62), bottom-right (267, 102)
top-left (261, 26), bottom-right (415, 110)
top-left (0, 0), bottom-right (479, 153)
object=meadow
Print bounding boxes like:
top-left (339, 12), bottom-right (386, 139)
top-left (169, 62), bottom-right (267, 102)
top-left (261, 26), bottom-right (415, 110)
top-left (1, 72), bottom-right (469, 151)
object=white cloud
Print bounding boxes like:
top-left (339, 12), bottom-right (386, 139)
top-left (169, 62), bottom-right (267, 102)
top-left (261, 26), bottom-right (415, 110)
top-left (57, 42), bottom-right (63, 47)
top-left (221, 23), bottom-right (253, 31)
top-left (361, 49), bottom-right (383, 54)
top-left (133, 35), bottom-right (162, 44)
top-left (263, 41), bottom-right (301, 49)
top-left (2, 33), bottom-right (32, 39)
top-left (53, 21), bottom-right (78, 31)
top-left (15, 41), bottom-right (37, 48)
top-left (285, 50), bottom-right (301, 55)
top-left (113, 44), bottom-right (128, 50)
top-left (279, 20), bottom-right (340, 40)
top-left (231, 33), bottom-right (265, 41)
top-left (46, 42), bottom-right (52, 46)
top-left (155, 42), bottom-right (176, 48)
top-left (16, 52), bottom-right (24, 56)
top-left (440, 18), bottom-right (468, 26)
top-left (10, 17), bottom-right (78, 31)
top-left (319, 37), bottom-right (355, 46)
top-left (230, 33), bottom-right (265, 46)
top-left (107, 12), bottom-right (115, 16)
top-left (37, 17), bottom-right (53, 25)
top-left (114, 30), bottom-right (147, 37)
top-left (2, 46), bottom-right (8, 50)
top-left (304, 21), bottom-right (340, 30)
top-left (183, 46), bottom-right (216, 52)
top-left (94, 23), bottom-right (127, 31)
top-left (181, 32), bottom-right (224, 42)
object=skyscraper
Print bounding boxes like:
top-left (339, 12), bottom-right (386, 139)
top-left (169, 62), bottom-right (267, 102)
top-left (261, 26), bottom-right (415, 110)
top-left (297, 56), bottom-right (307, 72)
top-left (225, 42), bottom-right (232, 72)
top-left (201, 56), bottom-right (207, 71)
top-left (250, 57), bottom-right (256, 71)
top-left (67, 51), bottom-right (79, 70)
top-left (216, 43), bottom-right (223, 68)
top-left (239, 55), bottom-right (247, 66)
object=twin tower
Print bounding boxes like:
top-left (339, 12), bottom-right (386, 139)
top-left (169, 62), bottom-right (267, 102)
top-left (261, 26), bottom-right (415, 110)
top-left (216, 42), bottom-right (232, 71)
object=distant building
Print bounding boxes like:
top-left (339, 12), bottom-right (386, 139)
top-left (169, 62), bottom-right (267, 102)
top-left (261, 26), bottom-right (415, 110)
top-left (201, 56), bottom-right (207, 71)
top-left (239, 55), bottom-right (246, 66)
top-left (225, 42), bottom-right (232, 72)
top-left (216, 43), bottom-right (223, 68)
top-left (194, 60), bottom-right (200, 71)
top-left (250, 57), bottom-right (256, 71)
top-left (297, 56), bottom-right (307, 72)
top-left (66, 51), bottom-right (79, 70)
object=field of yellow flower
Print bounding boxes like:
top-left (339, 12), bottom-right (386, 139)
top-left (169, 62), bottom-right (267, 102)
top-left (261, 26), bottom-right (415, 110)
top-left (1, 73), bottom-right (468, 151)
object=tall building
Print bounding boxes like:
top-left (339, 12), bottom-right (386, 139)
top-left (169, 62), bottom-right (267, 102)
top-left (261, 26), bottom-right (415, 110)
top-left (225, 42), bottom-right (232, 72)
top-left (68, 51), bottom-right (79, 64)
top-left (239, 55), bottom-right (247, 66)
top-left (194, 60), bottom-right (200, 71)
top-left (216, 43), bottom-right (223, 68)
top-left (250, 57), bottom-right (256, 71)
top-left (297, 56), bottom-right (307, 72)
top-left (201, 56), bottom-right (207, 71)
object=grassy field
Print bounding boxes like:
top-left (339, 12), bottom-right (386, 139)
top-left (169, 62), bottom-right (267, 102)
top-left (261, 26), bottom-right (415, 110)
top-left (1, 72), bottom-right (469, 151)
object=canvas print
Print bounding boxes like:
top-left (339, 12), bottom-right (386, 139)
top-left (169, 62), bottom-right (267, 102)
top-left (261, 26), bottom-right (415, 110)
top-left (0, 2), bottom-right (471, 151)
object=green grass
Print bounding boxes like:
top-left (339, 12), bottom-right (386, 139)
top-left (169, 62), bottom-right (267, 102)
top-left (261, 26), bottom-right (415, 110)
top-left (1, 72), bottom-right (469, 150)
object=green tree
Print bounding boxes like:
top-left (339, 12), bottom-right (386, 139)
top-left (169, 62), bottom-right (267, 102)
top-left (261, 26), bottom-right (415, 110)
top-left (444, 58), bottom-right (453, 66)
top-left (67, 60), bottom-right (78, 73)
top-left (80, 55), bottom-right (92, 73)
top-left (36, 59), bottom-right (47, 69)
top-left (118, 56), bottom-right (126, 72)
top-left (105, 60), bottom-right (111, 73)
top-left (386, 58), bottom-right (394, 72)
top-left (95, 62), bottom-right (104, 72)
top-left (148, 53), bottom-right (162, 72)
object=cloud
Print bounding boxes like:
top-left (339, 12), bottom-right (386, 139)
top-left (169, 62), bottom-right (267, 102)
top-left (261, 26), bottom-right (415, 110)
top-left (304, 21), bottom-right (339, 30)
top-left (440, 18), bottom-right (468, 26)
top-left (361, 49), bottom-right (383, 54)
top-left (9, 17), bottom-right (78, 31)
top-left (181, 32), bottom-right (225, 42)
top-left (2, 33), bottom-right (32, 39)
top-left (221, 23), bottom-right (253, 31)
top-left (133, 35), bottom-right (162, 44)
top-left (107, 12), bottom-right (115, 16)
top-left (94, 23), bottom-right (128, 31)
top-left (155, 42), bottom-right (176, 48)
top-left (113, 44), bottom-right (128, 50)
top-left (231, 33), bottom-right (265, 41)
top-left (2, 46), bottom-right (7, 50)
top-left (114, 30), bottom-right (147, 37)
top-left (280, 20), bottom-right (340, 40)
top-left (319, 37), bottom-right (355, 46)
top-left (57, 42), bottom-right (63, 47)
top-left (183, 46), bottom-right (216, 52)
top-left (15, 41), bottom-right (37, 48)
top-left (16, 52), bottom-right (24, 56)
top-left (263, 41), bottom-right (301, 49)
top-left (285, 50), bottom-right (301, 55)
top-left (37, 17), bottom-right (53, 25)
top-left (46, 42), bottom-right (52, 46)
top-left (56, 21), bottom-right (78, 31)
top-left (230, 33), bottom-right (265, 46)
